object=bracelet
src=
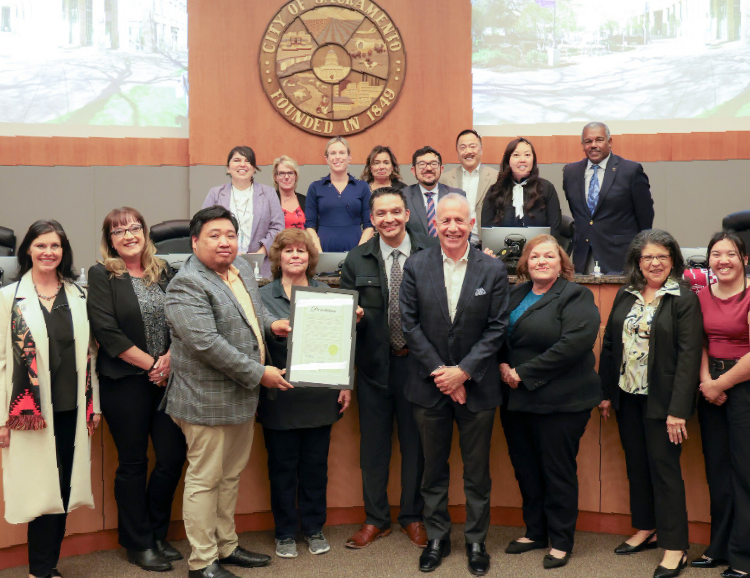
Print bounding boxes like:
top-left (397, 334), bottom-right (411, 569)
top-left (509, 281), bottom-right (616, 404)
top-left (149, 356), bottom-right (159, 371)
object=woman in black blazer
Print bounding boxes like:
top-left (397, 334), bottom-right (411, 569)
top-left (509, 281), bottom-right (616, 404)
top-left (599, 229), bottom-right (702, 578)
top-left (500, 235), bottom-right (600, 570)
top-left (481, 138), bottom-right (562, 237)
top-left (87, 207), bottom-right (186, 571)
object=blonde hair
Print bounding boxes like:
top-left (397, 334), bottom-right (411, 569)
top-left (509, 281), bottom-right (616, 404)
top-left (324, 136), bottom-right (351, 156)
top-left (99, 207), bottom-right (166, 286)
top-left (272, 155), bottom-right (300, 191)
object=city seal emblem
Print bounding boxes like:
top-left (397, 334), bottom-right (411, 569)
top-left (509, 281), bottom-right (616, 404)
top-left (260, 0), bottom-right (406, 136)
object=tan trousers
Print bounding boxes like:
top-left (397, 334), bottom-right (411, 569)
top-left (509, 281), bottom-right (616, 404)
top-left (174, 418), bottom-right (255, 570)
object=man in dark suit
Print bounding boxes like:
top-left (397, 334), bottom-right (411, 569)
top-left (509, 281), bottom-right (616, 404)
top-left (340, 187), bottom-right (438, 550)
top-left (164, 206), bottom-right (291, 578)
top-left (404, 146), bottom-right (466, 239)
top-left (400, 194), bottom-right (509, 575)
top-left (563, 122), bottom-right (654, 274)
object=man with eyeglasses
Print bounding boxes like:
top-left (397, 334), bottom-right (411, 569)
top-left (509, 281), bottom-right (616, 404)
top-left (404, 146), bottom-right (466, 239)
top-left (563, 121), bottom-right (654, 274)
top-left (440, 130), bottom-right (498, 244)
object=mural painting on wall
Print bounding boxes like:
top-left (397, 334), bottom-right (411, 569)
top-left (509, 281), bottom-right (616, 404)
top-left (260, 0), bottom-right (406, 136)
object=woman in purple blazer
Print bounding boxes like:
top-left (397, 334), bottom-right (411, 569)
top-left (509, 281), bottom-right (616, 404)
top-left (203, 145), bottom-right (284, 277)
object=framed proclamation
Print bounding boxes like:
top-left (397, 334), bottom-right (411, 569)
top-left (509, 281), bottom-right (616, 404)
top-left (286, 285), bottom-right (358, 390)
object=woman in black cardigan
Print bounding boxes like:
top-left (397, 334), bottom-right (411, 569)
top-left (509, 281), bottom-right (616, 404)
top-left (599, 229), bottom-right (703, 578)
top-left (481, 137), bottom-right (562, 237)
top-left (87, 207), bottom-right (186, 571)
top-left (499, 235), bottom-right (600, 570)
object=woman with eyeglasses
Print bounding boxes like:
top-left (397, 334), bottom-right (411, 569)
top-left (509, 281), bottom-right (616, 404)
top-left (87, 208), bottom-right (186, 571)
top-left (304, 136), bottom-right (373, 253)
top-left (481, 137), bottom-right (561, 237)
top-left (693, 231), bottom-right (750, 578)
top-left (599, 229), bottom-right (702, 578)
top-left (203, 145), bottom-right (284, 278)
top-left (272, 156), bottom-right (307, 231)
top-left (0, 220), bottom-right (100, 578)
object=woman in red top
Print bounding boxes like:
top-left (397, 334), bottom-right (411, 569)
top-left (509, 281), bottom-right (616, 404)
top-left (273, 156), bottom-right (306, 230)
top-left (697, 231), bottom-right (750, 578)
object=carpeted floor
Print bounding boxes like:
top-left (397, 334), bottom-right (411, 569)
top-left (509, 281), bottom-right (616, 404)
top-left (0, 525), bottom-right (713, 578)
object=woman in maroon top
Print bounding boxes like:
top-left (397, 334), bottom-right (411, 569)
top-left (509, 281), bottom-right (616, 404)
top-left (273, 155), bottom-right (306, 230)
top-left (697, 231), bottom-right (750, 578)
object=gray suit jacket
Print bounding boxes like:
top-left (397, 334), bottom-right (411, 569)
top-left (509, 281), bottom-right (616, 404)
top-left (163, 254), bottom-right (277, 425)
top-left (439, 164), bottom-right (499, 233)
top-left (404, 183), bottom-right (466, 237)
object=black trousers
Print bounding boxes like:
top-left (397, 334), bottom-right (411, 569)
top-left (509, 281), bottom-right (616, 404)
top-left (501, 407), bottom-right (591, 553)
top-left (99, 373), bottom-right (187, 550)
top-left (357, 353), bottom-right (424, 529)
top-left (697, 395), bottom-right (732, 560)
top-left (726, 380), bottom-right (750, 573)
top-left (616, 391), bottom-right (689, 551)
top-left (263, 424), bottom-right (332, 539)
top-left (413, 396), bottom-right (495, 543)
top-left (28, 409), bottom-right (76, 577)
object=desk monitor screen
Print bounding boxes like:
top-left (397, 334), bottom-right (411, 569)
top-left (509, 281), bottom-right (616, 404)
top-left (0, 257), bottom-right (19, 287)
top-left (481, 227), bottom-right (551, 254)
top-left (156, 254), bottom-right (193, 271)
top-left (240, 254), bottom-right (265, 274)
top-left (681, 248), bottom-right (708, 268)
top-left (316, 252), bottom-right (348, 276)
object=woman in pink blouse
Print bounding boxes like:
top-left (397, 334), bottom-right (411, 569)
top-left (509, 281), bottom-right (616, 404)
top-left (696, 231), bottom-right (750, 578)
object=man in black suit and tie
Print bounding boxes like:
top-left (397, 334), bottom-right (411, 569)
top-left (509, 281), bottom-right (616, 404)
top-left (400, 194), bottom-right (509, 576)
top-left (563, 122), bottom-right (654, 274)
top-left (404, 146), bottom-right (466, 239)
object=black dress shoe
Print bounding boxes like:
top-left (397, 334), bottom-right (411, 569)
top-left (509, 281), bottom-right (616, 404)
top-left (506, 538), bottom-right (548, 554)
top-left (51, 570), bottom-right (63, 578)
top-left (187, 562), bottom-right (239, 578)
top-left (614, 532), bottom-right (658, 555)
top-left (466, 543), bottom-right (490, 576)
top-left (156, 540), bottom-right (184, 561)
top-left (127, 548), bottom-right (173, 572)
top-left (543, 552), bottom-right (571, 569)
top-left (218, 546), bottom-right (271, 568)
top-left (722, 569), bottom-right (749, 578)
top-left (419, 539), bottom-right (451, 572)
top-left (691, 555), bottom-right (726, 568)
top-left (653, 552), bottom-right (687, 578)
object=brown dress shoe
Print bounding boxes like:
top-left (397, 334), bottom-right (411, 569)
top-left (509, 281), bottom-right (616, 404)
top-left (401, 522), bottom-right (428, 548)
top-left (345, 524), bottom-right (392, 548)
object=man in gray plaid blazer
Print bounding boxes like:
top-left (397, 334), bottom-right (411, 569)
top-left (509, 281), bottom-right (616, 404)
top-left (164, 206), bottom-right (291, 578)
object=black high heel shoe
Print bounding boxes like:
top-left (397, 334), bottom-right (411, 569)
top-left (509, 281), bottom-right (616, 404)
top-left (653, 551), bottom-right (687, 578)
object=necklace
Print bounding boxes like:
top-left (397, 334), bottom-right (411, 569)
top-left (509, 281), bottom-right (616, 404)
top-left (35, 281), bottom-right (63, 301)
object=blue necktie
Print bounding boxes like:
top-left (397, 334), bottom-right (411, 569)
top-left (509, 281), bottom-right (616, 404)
top-left (587, 165), bottom-right (600, 215)
top-left (426, 192), bottom-right (436, 237)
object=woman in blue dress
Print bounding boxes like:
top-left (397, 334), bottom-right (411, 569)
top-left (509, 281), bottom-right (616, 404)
top-left (304, 136), bottom-right (373, 252)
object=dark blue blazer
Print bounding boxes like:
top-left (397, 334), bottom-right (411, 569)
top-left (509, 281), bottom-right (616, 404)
top-left (404, 183), bottom-right (466, 237)
top-left (562, 154), bottom-right (654, 274)
top-left (399, 245), bottom-right (509, 412)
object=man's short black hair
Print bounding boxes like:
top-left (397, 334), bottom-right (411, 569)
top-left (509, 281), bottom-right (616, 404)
top-left (455, 129), bottom-right (482, 147)
top-left (369, 186), bottom-right (407, 211)
top-left (190, 206), bottom-right (239, 240)
top-left (412, 146), bottom-right (442, 167)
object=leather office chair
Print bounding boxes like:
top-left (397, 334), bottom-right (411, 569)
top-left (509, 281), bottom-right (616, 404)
top-left (0, 226), bottom-right (16, 256)
top-left (150, 220), bottom-right (192, 254)
top-left (722, 210), bottom-right (750, 273)
top-left (555, 215), bottom-right (575, 257)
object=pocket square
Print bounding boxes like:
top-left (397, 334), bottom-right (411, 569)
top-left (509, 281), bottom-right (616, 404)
top-left (475, 287), bottom-right (486, 296)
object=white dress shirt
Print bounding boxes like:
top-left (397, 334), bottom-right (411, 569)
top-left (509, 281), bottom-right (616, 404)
top-left (584, 154), bottom-right (610, 202)
top-left (461, 164), bottom-right (481, 237)
top-left (442, 243), bottom-right (471, 322)
top-left (230, 184), bottom-right (254, 251)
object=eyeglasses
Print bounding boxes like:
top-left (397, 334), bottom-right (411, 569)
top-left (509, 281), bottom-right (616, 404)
top-left (640, 254), bottom-right (671, 264)
top-left (277, 171), bottom-right (296, 179)
top-left (111, 224), bottom-right (144, 238)
top-left (416, 161), bottom-right (440, 169)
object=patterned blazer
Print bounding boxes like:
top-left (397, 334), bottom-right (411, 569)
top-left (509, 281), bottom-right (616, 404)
top-left (163, 254), bottom-right (277, 426)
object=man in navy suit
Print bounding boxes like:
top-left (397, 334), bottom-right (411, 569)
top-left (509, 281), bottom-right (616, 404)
top-left (404, 146), bottom-right (466, 239)
top-left (563, 122), bottom-right (654, 274)
top-left (399, 194), bottom-right (509, 575)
